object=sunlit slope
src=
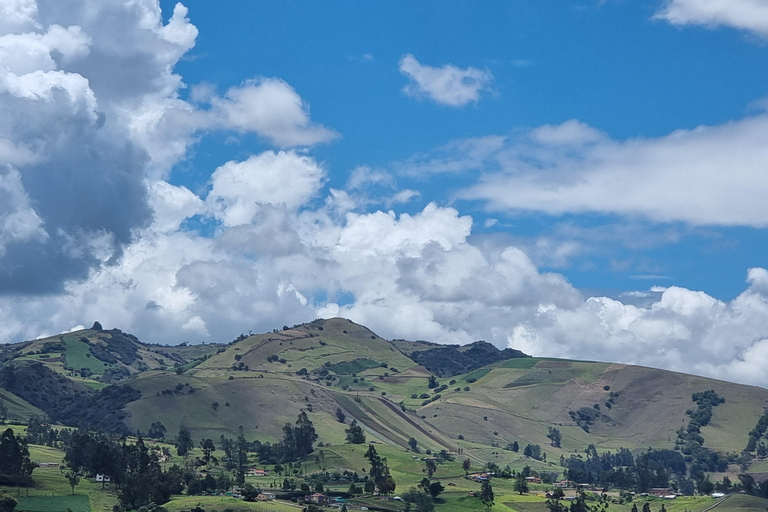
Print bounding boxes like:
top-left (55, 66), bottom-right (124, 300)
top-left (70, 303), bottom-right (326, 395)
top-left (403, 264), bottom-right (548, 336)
top-left (124, 318), bottom-right (450, 447)
top-left (1, 327), bottom-right (222, 389)
top-left (194, 317), bottom-right (419, 375)
top-left (413, 357), bottom-right (768, 454)
top-left (123, 318), bottom-right (768, 459)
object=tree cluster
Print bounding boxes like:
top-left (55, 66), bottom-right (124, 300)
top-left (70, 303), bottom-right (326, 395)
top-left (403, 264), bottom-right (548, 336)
top-left (364, 445), bottom-right (396, 495)
top-left (250, 412), bottom-right (318, 465)
top-left (562, 445), bottom-right (691, 493)
top-left (0, 429), bottom-right (34, 487)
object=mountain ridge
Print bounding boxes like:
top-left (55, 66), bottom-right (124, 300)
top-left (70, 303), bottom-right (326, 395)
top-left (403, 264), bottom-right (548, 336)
top-left (0, 317), bottom-right (766, 482)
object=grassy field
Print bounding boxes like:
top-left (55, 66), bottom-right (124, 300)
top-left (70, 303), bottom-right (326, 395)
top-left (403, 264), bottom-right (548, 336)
top-left (61, 336), bottom-right (107, 375)
top-left (0, 434), bottom-right (760, 512)
top-left (163, 496), bottom-right (300, 512)
top-left (16, 495), bottom-right (90, 512)
top-left (116, 317), bottom-right (768, 459)
top-left (6, 318), bottom-right (768, 512)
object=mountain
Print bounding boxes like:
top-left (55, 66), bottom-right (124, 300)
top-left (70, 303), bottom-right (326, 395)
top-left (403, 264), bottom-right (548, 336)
top-left (2, 317), bottom-right (768, 477)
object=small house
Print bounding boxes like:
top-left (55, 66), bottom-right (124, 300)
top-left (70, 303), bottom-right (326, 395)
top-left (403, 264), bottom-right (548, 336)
top-left (306, 493), bottom-right (328, 504)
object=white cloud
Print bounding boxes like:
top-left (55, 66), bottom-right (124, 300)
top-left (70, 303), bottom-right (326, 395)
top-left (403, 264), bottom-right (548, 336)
top-left (655, 0), bottom-right (768, 38)
top-left (1, 151), bottom-right (768, 387)
top-left (397, 135), bottom-right (507, 176)
top-left (509, 272), bottom-right (768, 387)
top-left (399, 54), bottom-right (493, 107)
top-left (453, 116), bottom-right (768, 227)
top-left (209, 78), bottom-right (338, 147)
top-left (0, 0), bottom-right (338, 293)
top-left (207, 151), bottom-right (326, 227)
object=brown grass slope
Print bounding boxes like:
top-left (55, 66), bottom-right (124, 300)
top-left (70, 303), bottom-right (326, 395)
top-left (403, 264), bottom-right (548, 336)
top-left (121, 318), bottom-right (768, 461)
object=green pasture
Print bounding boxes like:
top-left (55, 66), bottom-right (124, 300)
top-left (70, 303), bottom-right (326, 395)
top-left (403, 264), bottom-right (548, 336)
top-left (16, 495), bottom-right (90, 512)
top-left (163, 496), bottom-right (299, 512)
top-left (327, 359), bottom-right (381, 375)
top-left (61, 336), bottom-right (106, 374)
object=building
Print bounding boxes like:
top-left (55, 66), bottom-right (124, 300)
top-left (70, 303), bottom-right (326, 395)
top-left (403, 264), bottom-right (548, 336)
top-left (305, 493), bottom-right (328, 504)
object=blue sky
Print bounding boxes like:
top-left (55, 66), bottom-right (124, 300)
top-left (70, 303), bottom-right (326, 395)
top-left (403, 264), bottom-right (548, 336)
top-left (162, 0), bottom-right (768, 300)
top-left (3, 0), bottom-right (768, 386)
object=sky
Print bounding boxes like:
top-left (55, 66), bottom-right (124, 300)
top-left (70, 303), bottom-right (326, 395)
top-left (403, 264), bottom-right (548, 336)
top-left (2, 0), bottom-right (768, 386)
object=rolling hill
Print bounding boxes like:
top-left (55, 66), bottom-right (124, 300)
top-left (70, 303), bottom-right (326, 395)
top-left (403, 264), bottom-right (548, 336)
top-left (2, 317), bottom-right (768, 477)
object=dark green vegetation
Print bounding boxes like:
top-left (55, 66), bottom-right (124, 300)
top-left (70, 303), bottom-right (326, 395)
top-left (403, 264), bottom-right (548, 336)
top-left (2, 318), bottom-right (768, 512)
top-left (409, 341), bottom-right (528, 378)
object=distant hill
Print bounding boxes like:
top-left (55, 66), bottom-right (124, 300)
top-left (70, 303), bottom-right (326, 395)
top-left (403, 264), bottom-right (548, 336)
top-left (2, 317), bottom-right (768, 480)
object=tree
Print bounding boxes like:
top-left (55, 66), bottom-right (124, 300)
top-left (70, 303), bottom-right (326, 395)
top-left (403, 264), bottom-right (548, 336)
top-left (546, 498), bottom-right (567, 512)
top-left (463, 458), bottom-right (471, 475)
top-left (481, 479), bottom-right (495, 511)
top-left (427, 375), bottom-right (438, 389)
top-left (335, 408), bottom-right (346, 423)
top-left (424, 459), bottom-right (437, 479)
top-left (426, 480), bottom-right (444, 499)
top-left (524, 444), bottom-right (542, 460)
top-left (547, 427), bottom-right (562, 448)
top-left (365, 444), bottom-right (396, 495)
top-left (241, 483), bottom-right (259, 501)
top-left (0, 494), bottom-right (16, 512)
top-left (569, 492), bottom-right (590, 512)
top-left (282, 411), bottom-right (317, 461)
top-left (0, 428), bottom-right (34, 487)
top-left (345, 420), bottom-right (366, 444)
top-left (235, 426), bottom-right (248, 486)
top-left (642, 502), bottom-right (651, 512)
top-left (200, 438), bottom-right (216, 467)
top-left (511, 441), bottom-right (519, 452)
top-left (408, 437), bottom-right (420, 453)
top-left (65, 471), bottom-right (80, 495)
top-left (631, 504), bottom-right (638, 512)
top-left (402, 488), bottom-right (434, 512)
top-left (147, 421), bottom-right (166, 440)
top-left (514, 473), bottom-right (528, 495)
top-left (175, 426), bottom-right (193, 456)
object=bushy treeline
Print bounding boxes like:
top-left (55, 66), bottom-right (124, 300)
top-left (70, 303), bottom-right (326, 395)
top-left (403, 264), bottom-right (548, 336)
top-left (561, 445), bottom-right (690, 493)
top-left (674, 390), bottom-right (729, 481)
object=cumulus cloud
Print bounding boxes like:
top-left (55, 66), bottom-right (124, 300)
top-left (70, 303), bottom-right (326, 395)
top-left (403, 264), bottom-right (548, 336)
top-left (399, 54), bottom-right (493, 107)
top-left (207, 151), bottom-right (326, 227)
top-left (2, 139), bottom-right (768, 387)
top-left (510, 271), bottom-right (768, 387)
top-left (655, 0), bottom-right (768, 38)
top-left (209, 78), bottom-right (338, 147)
top-left (0, 0), bottom-right (337, 294)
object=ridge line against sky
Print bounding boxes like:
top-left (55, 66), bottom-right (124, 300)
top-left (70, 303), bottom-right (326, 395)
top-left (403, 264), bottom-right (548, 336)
top-left (2, 0), bottom-right (768, 386)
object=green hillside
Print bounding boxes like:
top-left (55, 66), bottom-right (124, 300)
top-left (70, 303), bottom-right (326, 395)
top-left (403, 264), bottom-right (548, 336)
top-left (114, 318), bottom-right (768, 461)
top-left (3, 317), bottom-right (768, 512)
